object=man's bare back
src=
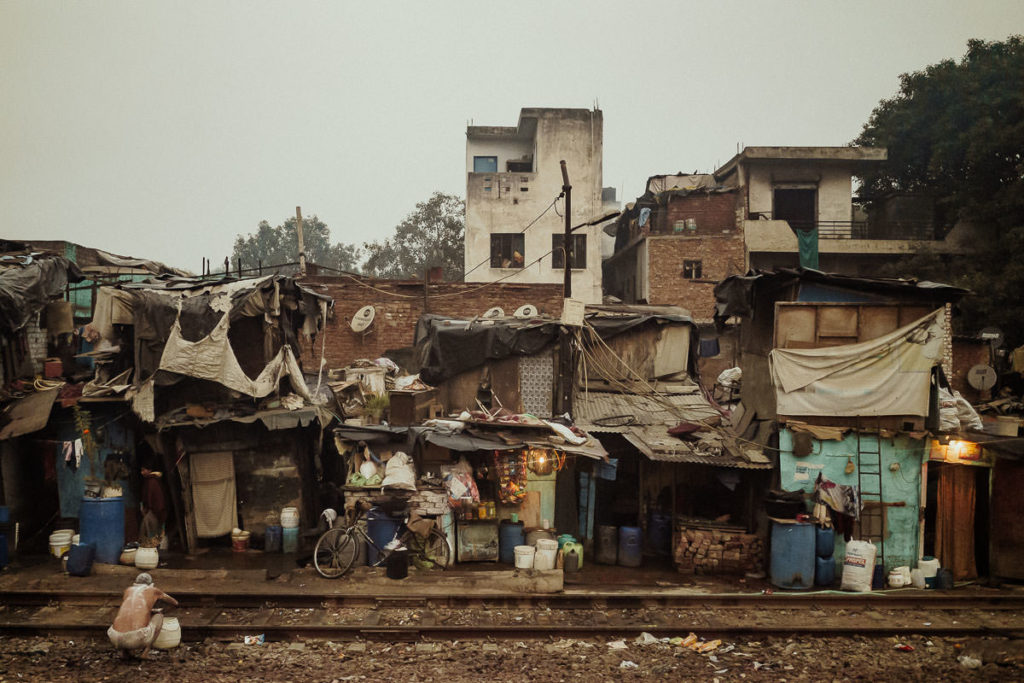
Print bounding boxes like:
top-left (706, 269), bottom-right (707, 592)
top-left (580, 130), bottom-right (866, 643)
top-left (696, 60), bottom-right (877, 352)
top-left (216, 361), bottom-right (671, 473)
top-left (108, 573), bottom-right (177, 657)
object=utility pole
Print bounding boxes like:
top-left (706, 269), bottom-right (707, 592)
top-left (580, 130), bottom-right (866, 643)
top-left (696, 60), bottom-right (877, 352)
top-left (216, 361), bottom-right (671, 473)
top-left (560, 160), bottom-right (572, 298)
top-left (296, 206), bottom-right (307, 277)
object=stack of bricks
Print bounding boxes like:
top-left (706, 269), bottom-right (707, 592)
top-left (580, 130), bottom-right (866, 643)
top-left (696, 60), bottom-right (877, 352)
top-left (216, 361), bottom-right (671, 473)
top-left (344, 486), bottom-right (450, 517)
top-left (673, 524), bottom-right (763, 575)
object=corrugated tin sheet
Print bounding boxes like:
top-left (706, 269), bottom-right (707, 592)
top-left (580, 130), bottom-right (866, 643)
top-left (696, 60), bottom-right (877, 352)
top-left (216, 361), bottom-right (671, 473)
top-left (623, 425), bottom-right (772, 469)
top-left (574, 390), bottom-right (721, 432)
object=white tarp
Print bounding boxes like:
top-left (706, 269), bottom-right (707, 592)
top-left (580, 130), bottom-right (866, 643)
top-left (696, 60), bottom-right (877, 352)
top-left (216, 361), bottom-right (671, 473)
top-left (770, 309), bottom-right (944, 417)
top-left (158, 311), bottom-right (312, 402)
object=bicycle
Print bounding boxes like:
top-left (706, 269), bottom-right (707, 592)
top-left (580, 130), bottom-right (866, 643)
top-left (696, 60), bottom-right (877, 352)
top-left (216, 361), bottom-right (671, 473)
top-left (313, 500), bottom-right (452, 578)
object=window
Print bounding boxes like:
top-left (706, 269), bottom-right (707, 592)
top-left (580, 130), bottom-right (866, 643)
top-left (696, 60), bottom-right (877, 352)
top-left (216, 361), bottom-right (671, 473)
top-left (551, 234), bottom-right (587, 269)
top-left (473, 156), bottom-right (498, 173)
top-left (490, 233), bottom-right (525, 268)
top-left (682, 259), bottom-right (702, 279)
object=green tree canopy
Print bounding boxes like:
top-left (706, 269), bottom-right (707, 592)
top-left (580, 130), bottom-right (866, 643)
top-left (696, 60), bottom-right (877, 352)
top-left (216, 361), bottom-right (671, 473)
top-left (362, 192), bottom-right (465, 281)
top-left (232, 215), bottom-right (361, 275)
top-left (854, 37), bottom-right (1024, 347)
top-left (854, 36), bottom-right (1024, 228)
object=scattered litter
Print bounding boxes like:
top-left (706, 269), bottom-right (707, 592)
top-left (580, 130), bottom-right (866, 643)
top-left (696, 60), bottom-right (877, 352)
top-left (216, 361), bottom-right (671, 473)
top-left (709, 655), bottom-right (719, 663)
top-left (957, 655), bottom-right (982, 669)
top-left (923, 622), bottom-right (932, 626)
top-left (514, 641), bottom-right (528, 649)
top-left (619, 661), bottom-right (638, 669)
top-left (243, 634), bottom-right (265, 645)
top-left (894, 644), bottom-right (914, 652)
top-left (607, 640), bottom-right (628, 650)
top-left (715, 669), bottom-right (729, 675)
top-left (753, 662), bottom-right (764, 670)
top-left (925, 641), bottom-right (934, 647)
top-left (719, 644), bottom-right (735, 654)
top-left (635, 632), bottom-right (659, 646)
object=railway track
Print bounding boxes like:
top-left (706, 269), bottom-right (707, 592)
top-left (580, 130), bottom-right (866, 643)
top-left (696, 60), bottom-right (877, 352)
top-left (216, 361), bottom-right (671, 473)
top-left (1, 591), bottom-right (1022, 640)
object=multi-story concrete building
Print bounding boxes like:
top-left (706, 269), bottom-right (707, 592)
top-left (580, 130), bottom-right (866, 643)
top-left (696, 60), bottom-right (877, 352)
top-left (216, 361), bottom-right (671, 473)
top-left (464, 108), bottom-right (606, 304)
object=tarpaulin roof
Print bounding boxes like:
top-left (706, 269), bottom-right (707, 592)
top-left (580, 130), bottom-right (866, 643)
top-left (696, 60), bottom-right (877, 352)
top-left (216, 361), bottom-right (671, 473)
top-left (0, 388), bottom-right (59, 440)
top-left (621, 424), bottom-right (772, 469)
top-left (0, 248), bottom-right (84, 334)
top-left (411, 308), bottom-right (695, 386)
top-left (714, 267), bottom-right (967, 324)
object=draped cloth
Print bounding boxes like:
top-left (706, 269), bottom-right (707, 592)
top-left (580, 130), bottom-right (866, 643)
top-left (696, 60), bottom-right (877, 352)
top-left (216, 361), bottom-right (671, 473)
top-left (935, 465), bottom-right (978, 581)
top-left (190, 452), bottom-right (236, 538)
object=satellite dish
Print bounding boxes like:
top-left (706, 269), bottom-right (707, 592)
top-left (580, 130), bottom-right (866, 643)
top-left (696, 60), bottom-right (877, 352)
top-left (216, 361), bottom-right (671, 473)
top-left (482, 307), bottom-right (505, 319)
top-left (967, 364), bottom-right (997, 391)
top-left (350, 305), bottom-right (376, 333)
top-left (514, 304), bottom-right (538, 319)
top-left (980, 327), bottom-right (1004, 348)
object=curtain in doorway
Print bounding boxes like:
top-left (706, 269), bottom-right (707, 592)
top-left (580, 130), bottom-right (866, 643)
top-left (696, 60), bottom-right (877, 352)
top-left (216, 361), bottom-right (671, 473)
top-left (935, 465), bottom-right (977, 580)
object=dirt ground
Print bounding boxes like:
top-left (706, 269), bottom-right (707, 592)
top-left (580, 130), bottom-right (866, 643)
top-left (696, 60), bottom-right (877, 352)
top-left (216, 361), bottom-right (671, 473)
top-left (1, 632), bottom-right (1021, 682)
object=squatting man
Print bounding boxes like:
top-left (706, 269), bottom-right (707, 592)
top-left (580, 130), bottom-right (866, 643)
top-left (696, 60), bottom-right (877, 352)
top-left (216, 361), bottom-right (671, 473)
top-left (108, 572), bottom-right (178, 658)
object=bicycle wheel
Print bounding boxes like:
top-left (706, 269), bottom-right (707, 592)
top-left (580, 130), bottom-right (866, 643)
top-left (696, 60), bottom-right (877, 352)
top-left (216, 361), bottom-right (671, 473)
top-left (401, 527), bottom-right (451, 570)
top-left (313, 528), bottom-right (359, 578)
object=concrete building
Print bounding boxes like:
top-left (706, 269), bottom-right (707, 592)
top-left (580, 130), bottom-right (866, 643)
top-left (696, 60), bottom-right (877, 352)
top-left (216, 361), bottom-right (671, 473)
top-left (464, 108), bottom-right (606, 304)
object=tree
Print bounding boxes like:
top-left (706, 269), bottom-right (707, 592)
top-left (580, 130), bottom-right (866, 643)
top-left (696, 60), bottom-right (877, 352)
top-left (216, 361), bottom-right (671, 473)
top-left (362, 192), bottom-right (465, 281)
top-left (854, 37), bottom-right (1024, 346)
top-left (232, 215), bottom-right (361, 274)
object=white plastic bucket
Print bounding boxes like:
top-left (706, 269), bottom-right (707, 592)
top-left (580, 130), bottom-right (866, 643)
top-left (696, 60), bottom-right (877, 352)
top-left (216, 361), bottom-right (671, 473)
top-left (514, 545), bottom-right (535, 569)
top-left (135, 547), bottom-right (159, 569)
top-left (910, 568), bottom-right (926, 589)
top-left (153, 616), bottom-right (181, 650)
top-left (280, 507), bottom-right (300, 529)
top-left (49, 530), bottom-right (73, 558)
top-left (534, 542), bottom-right (557, 571)
top-left (919, 557), bottom-right (940, 579)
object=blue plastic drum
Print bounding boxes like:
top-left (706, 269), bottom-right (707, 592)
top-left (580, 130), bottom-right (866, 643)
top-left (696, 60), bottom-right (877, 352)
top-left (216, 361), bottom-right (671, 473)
top-left (79, 497), bottom-right (124, 564)
top-left (618, 526), bottom-right (642, 567)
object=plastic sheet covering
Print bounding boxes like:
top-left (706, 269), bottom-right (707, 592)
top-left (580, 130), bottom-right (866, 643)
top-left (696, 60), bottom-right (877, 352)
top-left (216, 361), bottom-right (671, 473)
top-left (158, 312), bottom-right (312, 401)
top-left (0, 389), bottom-right (59, 439)
top-left (770, 309), bottom-right (944, 417)
top-left (0, 254), bottom-right (84, 334)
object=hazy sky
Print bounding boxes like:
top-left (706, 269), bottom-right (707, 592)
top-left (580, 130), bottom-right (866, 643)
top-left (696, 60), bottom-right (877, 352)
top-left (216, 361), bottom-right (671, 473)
top-left (3, 1), bottom-right (1022, 271)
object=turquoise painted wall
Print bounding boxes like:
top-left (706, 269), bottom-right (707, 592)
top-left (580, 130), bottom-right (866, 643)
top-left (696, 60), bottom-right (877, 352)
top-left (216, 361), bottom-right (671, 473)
top-left (779, 428), bottom-right (924, 572)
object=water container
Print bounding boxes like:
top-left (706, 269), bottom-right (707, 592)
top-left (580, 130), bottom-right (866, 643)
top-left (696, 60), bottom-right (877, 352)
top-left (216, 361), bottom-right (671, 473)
top-left (135, 547), bottom-right (158, 569)
top-left (67, 542), bottom-right (96, 577)
top-left (814, 555), bottom-right (835, 586)
top-left (618, 526), bottom-right (642, 567)
top-left (79, 496), bottom-right (124, 564)
top-left (49, 530), bottom-right (74, 558)
top-left (769, 521), bottom-right (815, 589)
top-left (596, 525), bottom-right (618, 565)
top-left (367, 507), bottom-right (401, 565)
top-left (280, 507), bottom-right (300, 529)
top-left (936, 567), bottom-right (954, 590)
top-left (562, 540), bottom-right (584, 569)
top-left (499, 520), bottom-right (525, 564)
top-left (556, 533), bottom-right (575, 549)
top-left (525, 529), bottom-right (555, 547)
top-left (919, 556), bottom-right (940, 588)
top-left (265, 525), bottom-right (282, 553)
top-left (564, 547), bottom-right (580, 573)
top-left (534, 538), bottom-right (558, 571)
top-left (386, 548), bottom-right (409, 579)
top-left (871, 564), bottom-right (885, 590)
top-left (0, 534), bottom-right (7, 569)
top-left (153, 617), bottom-right (181, 650)
top-left (0, 506), bottom-right (9, 523)
top-left (647, 512), bottom-right (672, 555)
top-left (815, 526), bottom-right (835, 559)
top-left (282, 527), bottom-right (299, 554)
top-left (514, 545), bottom-right (535, 569)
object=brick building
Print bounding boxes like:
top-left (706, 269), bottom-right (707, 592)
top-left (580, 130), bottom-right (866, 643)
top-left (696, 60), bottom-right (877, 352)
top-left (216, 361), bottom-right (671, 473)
top-left (296, 274), bottom-right (565, 371)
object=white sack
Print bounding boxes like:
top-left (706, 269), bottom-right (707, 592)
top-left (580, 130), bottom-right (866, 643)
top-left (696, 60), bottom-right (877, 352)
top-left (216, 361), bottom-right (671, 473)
top-left (381, 451), bottom-right (417, 491)
top-left (840, 540), bottom-right (877, 592)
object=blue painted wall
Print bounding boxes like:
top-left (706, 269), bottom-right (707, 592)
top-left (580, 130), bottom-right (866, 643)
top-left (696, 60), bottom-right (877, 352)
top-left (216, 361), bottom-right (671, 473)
top-left (51, 406), bottom-right (134, 519)
top-left (779, 428), bottom-right (924, 572)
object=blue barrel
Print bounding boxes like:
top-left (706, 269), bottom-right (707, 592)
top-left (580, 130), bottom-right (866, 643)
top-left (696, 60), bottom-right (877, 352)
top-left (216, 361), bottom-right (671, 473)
top-left (815, 526), bottom-right (835, 559)
top-left (282, 527), bottom-right (299, 554)
top-left (0, 534), bottom-right (7, 569)
top-left (79, 497), bottom-right (124, 564)
top-left (67, 543), bottom-right (96, 577)
top-left (814, 555), bottom-right (835, 586)
top-left (0, 505), bottom-right (9, 523)
top-left (647, 512), bottom-right (672, 555)
top-left (265, 525), bottom-right (282, 553)
top-left (618, 526), bottom-right (642, 567)
top-left (499, 521), bottom-right (525, 564)
top-left (367, 507), bottom-right (401, 565)
top-left (596, 525), bottom-right (618, 565)
top-left (770, 521), bottom-right (815, 589)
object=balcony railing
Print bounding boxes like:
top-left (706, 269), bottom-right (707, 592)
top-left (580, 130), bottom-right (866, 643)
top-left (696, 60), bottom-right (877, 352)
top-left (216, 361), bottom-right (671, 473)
top-left (783, 220), bottom-right (939, 241)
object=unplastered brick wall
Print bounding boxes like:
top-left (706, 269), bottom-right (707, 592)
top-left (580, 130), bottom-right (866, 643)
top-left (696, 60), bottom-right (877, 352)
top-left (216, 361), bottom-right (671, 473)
top-left (343, 486), bottom-right (450, 516)
top-left (298, 276), bottom-right (565, 370)
top-left (646, 234), bottom-right (745, 322)
top-left (654, 192), bottom-right (739, 235)
top-left (26, 313), bottom-right (47, 376)
top-left (673, 524), bottom-right (764, 575)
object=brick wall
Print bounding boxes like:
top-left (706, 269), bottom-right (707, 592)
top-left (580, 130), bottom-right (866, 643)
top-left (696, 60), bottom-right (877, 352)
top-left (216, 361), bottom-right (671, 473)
top-left (26, 313), bottom-right (47, 376)
top-left (646, 234), bottom-right (745, 322)
top-left (673, 523), bottom-right (764, 575)
top-left (298, 276), bottom-right (565, 371)
top-left (952, 338), bottom-right (991, 403)
top-left (654, 192), bottom-right (738, 236)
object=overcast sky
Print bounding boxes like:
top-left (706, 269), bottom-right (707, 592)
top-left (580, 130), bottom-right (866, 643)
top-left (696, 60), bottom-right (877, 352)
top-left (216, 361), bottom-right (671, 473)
top-left (3, 1), bottom-right (1021, 271)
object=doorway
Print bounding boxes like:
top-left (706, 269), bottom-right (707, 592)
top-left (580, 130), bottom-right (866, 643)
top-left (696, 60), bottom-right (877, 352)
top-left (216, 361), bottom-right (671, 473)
top-left (773, 188), bottom-right (817, 232)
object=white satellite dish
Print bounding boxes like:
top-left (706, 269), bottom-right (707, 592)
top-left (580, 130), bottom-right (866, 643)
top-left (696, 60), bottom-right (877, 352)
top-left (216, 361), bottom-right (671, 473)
top-left (482, 307), bottom-right (505, 319)
top-left (350, 305), bottom-right (376, 333)
top-left (514, 304), bottom-right (538, 319)
top-left (967, 364), bottom-right (997, 391)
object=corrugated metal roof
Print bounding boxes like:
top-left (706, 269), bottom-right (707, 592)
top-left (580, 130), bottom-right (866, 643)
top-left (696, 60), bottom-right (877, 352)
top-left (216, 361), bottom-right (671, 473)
top-left (574, 391), bottom-right (720, 432)
top-left (622, 425), bottom-right (772, 470)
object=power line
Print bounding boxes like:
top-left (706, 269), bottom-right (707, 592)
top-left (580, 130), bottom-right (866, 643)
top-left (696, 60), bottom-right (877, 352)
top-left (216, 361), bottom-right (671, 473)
top-left (461, 194), bottom-right (563, 279)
